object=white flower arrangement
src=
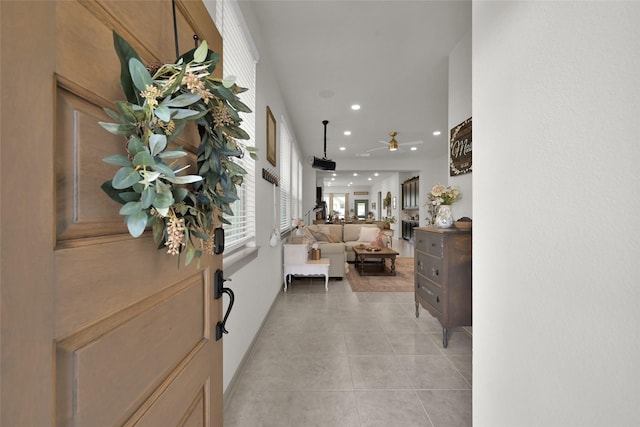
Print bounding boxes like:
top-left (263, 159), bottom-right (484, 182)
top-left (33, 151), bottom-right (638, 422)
top-left (428, 184), bottom-right (460, 206)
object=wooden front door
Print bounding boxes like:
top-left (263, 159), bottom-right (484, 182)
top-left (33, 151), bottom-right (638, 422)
top-left (1, 1), bottom-right (224, 426)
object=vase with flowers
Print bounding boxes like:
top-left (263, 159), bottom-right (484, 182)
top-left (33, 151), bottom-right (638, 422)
top-left (292, 218), bottom-right (304, 236)
top-left (426, 184), bottom-right (460, 228)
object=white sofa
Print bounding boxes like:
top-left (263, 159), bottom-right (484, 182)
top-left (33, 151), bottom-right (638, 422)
top-left (301, 223), bottom-right (387, 278)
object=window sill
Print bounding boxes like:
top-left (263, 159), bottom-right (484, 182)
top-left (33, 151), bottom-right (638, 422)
top-left (223, 245), bottom-right (259, 276)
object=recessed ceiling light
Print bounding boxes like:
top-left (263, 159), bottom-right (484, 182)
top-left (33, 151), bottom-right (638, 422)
top-left (368, 177), bottom-right (372, 181)
top-left (433, 130), bottom-right (441, 136)
top-left (339, 147), bottom-right (346, 151)
top-left (411, 147), bottom-right (417, 151)
top-left (331, 177), bottom-right (335, 181)
top-left (374, 172), bottom-right (379, 177)
top-left (351, 104), bottom-right (360, 111)
top-left (344, 130), bottom-right (351, 136)
top-left (332, 173), bottom-right (337, 176)
top-left (353, 173), bottom-right (358, 176)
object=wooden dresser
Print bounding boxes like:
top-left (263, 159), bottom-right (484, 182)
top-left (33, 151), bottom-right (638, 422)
top-left (414, 227), bottom-right (472, 347)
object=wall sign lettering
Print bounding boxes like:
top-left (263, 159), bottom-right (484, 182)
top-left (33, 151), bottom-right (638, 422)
top-left (450, 117), bottom-right (472, 176)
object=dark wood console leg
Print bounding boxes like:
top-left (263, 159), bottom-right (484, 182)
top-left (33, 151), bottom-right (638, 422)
top-left (415, 302), bottom-right (420, 318)
top-left (442, 327), bottom-right (449, 348)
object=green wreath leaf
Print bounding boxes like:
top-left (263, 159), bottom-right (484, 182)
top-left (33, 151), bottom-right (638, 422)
top-left (157, 150), bottom-right (187, 159)
top-left (128, 58), bottom-right (153, 93)
top-left (193, 40), bottom-right (209, 62)
top-left (149, 134), bottom-right (167, 157)
top-left (154, 105), bottom-right (171, 122)
top-left (120, 201), bottom-right (142, 215)
top-left (113, 31), bottom-right (143, 104)
top-left (99, 122), bottom-right (136, 137)
top-left (153, 191), bottom-right (175, 209)
top-left (162, 93), bottom-right (201, 108)
top-left (163, 175), bottom-right (203, 184)
top-left (101, 180), bottom-right (127, 204)
top-left (127, 136), bottom-right (146, 156)
top-left (113, 167), bottom-right (140, 189)
top-left (141, 187), bottom-right (156, 209)
top-left (126, 211), bottom-right (148, 237)
top-left (152, 163), bottom-right (176, 178)
top-left (103, 154), bottom-right (133, 167)
top-left (133, 151), bottom-right (155, 168)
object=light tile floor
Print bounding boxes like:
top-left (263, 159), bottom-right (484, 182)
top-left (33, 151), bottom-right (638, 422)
top-left (224, 238), bottom-right (472, 427)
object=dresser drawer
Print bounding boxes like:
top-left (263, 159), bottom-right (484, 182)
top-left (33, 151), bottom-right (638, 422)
top-left (416, 274), bottom-right (443, 313)
top-left (415, 230), bottom-right (443, 257)
top-left (416, 251), bottom-right (444, 285)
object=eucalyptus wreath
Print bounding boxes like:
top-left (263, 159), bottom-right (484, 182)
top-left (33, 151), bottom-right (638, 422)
top-left (100, 32), bottom-right (256, 266)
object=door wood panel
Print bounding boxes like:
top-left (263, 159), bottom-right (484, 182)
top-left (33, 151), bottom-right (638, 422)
top-left (1, 1), bottom-right (225, 426)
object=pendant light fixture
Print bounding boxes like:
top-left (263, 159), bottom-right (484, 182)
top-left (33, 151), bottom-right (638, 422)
top-left (388, 131), bottom-right (398, 151)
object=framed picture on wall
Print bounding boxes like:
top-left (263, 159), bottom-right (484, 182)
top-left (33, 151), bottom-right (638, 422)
top-left (266, 106), bottom-right (276, 166)
top-left (450, 117), bottom-right (472, 176)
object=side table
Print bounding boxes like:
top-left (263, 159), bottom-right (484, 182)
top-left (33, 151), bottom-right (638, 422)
top-left (283, 258), bottom-right (330, 291)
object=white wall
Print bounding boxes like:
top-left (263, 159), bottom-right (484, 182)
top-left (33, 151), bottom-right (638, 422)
top-left (418, 155), bottom-right (448, 225)
top-left (370, 173), bottom-right (401, 235)
top-left (474, 2), bottom-right (640, 426)
top-left (418, 31), bottom-right (471, 227)
top-left (448, 30), bottom-right (472, 219)
top-left (220, 1), bottom-right (303, 393)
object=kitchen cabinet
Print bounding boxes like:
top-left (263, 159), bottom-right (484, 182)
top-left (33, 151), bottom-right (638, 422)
top-left (402, 177), bottom-right (419, 209)
top-left (401, 220), bottom-right (419, 241)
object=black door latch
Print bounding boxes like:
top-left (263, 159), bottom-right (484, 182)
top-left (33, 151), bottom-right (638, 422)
top-left (214, 269), bottom-right (235, 341)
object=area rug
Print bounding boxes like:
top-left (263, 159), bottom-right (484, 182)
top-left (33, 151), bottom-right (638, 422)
top-left (346, 257), bottom-right (414, 292)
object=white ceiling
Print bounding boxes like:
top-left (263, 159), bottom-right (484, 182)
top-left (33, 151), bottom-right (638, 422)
top-left (241, 0), bottom-right (471, 188)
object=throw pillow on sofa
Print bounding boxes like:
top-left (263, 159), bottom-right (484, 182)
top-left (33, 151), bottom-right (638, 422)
top-left (318, 225), bottom-right (342, 242)
top-left (310, 229), bottom-right (339, 243)
top-left (357, 226), bottom-right (380, 242)
top-left (301, 227), bottom-right (316, 243)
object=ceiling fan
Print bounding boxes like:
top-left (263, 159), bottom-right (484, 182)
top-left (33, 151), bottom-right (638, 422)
top-left (366, 131), bottom-right (424, 153)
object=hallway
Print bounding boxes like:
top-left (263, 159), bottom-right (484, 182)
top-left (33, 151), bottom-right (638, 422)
top-left (223, 238), bottom-right (472, 426)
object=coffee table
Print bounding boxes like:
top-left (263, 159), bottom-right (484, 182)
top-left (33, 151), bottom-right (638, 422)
top-left (352, 246), bottom-right (399, 276)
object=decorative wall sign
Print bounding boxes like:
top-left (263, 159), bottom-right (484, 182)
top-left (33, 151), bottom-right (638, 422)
top-left (450, 117), bottom-right (472, 176)
top-left (266, 106), bottom-right (276, 166)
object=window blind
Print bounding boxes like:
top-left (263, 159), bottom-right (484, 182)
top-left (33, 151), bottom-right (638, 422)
top-left (279, 120), bottom-right (291, 233)
top-left (213, 0), bottom-right (257, 251)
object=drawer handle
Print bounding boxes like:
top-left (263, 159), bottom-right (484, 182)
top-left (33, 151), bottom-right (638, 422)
top-left (417, 261), bottom-right (423, 271)
top-left (424, 288), bottom-right (434, 296)
top-left (431, 267), bottom-right (439, 277)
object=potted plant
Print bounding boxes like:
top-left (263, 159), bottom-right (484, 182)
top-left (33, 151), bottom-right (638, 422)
top-left (383, 216), bottom-right (396, 229)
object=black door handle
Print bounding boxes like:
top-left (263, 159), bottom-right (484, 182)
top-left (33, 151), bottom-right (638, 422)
top-left (214, 269), bottom-right (234, 341)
